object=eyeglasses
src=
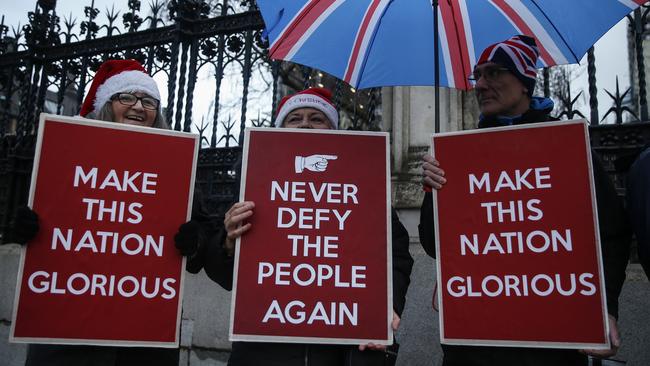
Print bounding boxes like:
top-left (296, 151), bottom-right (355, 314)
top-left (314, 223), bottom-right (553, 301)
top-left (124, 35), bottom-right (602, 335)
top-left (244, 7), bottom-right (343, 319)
top-left (111, 93), bottom-right (160, 110)
top-left (468, 67), bottom-right (510, 85)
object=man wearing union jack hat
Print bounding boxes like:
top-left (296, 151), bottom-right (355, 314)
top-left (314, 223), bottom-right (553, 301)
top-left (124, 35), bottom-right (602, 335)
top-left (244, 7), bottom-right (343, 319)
top-left (419, 35), bottom-right (631, 365)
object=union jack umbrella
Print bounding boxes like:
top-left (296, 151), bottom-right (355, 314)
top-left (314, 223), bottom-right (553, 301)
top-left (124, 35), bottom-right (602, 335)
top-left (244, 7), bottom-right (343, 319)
top-left (257, 0), bottom-right (647, 90)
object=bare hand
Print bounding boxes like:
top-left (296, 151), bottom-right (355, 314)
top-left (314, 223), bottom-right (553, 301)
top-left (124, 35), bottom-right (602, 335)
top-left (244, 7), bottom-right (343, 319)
top-left (422, 154), bottom-right (446, 190)
top-left (580, 314), bottom-right (620, 358)
top-left (358, 311), bottom-right (400, 351)
top-left (223, 201), bottom-right (255, 255)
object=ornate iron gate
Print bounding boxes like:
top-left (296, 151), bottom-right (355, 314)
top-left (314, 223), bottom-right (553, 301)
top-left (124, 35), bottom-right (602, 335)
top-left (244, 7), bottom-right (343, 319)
top-left (0, 0), bottom-right (383, 240)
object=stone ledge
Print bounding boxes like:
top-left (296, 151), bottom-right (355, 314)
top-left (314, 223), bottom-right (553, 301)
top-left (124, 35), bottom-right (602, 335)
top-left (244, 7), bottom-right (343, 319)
top-left (392, 177), bottom-right (423, 209)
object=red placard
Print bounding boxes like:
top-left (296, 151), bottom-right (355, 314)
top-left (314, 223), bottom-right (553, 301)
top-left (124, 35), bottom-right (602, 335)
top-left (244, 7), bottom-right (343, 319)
top-left (10, 114), bottom-right (199, 347)
top-left (433, 120), bottom-right (609, 349)
top-left (230, 127), bottom-right (392, 345)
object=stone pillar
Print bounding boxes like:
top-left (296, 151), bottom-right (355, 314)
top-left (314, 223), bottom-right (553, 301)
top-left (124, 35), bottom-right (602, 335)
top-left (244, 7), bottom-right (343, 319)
top-left (382, 86), bottom-right (478, 238)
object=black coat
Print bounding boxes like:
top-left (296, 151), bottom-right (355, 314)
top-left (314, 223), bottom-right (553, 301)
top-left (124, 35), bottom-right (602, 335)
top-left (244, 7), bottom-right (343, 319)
top-left (418, 108), bottom-right (631, 366)
top-left (194, 174), bottom-right (414, 365)
top-left (626, 147), bottom-right (650, 279)
top-left (25, 345), bottom-right (178, 366)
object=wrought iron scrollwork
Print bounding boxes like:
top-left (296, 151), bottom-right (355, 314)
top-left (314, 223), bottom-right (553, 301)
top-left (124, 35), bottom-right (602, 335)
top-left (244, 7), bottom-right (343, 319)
top-left (602, 77), bottom-right (640, 124)
top-left (0, 0), bottom-right (389, 239)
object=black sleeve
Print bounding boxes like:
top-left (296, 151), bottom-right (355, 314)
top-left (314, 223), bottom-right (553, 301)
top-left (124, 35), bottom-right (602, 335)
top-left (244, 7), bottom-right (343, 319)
top-left (201, 223), bottom-right (235, 291)
top-left (592, 153), bottom-right (632, 319)
top-left (186, 209), bottom-right (235, 290)
top-left (184, 188), bottom-right (213, 274)
top-left (391, 208), bottom-right (413, 316)
top-left (418, 191), bottom-right (437, 258)
top-left (184, 187), bottom-right (236, 291)
top-left (626, 148), bottom-right (650, 279)
top-left (186, 155), bottom-right (241, 290)
top-left (4, 206), bottom-right (39, 245)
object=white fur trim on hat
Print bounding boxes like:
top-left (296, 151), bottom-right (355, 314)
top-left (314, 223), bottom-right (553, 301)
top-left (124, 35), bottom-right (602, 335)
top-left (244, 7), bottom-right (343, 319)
top-left (275, 94), bottom-right (339, 129)
top-left (93, 70), bottom-right (161, 114)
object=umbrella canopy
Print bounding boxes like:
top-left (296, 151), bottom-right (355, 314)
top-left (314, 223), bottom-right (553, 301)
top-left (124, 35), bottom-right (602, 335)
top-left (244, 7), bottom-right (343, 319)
top-left (258, 0), bottom-right (647, 90)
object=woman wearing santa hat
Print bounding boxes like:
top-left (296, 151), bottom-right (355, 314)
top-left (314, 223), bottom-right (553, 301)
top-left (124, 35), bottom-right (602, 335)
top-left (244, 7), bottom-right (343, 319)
top-left (78, 58), bottom-right (168, 128)
top-left (190, 87), bottom-right (413, 366)
top-left (11, 59), bottom-right (211, 366)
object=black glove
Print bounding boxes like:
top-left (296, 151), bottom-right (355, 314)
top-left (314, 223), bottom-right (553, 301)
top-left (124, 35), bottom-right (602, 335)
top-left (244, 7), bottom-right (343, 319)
top-left (174, 220), bottom-right (202, 257)
top-left (8, 206), bottom-right (39, 245)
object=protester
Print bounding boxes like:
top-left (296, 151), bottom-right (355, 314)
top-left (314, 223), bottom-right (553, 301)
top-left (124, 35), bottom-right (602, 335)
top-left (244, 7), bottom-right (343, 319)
top-left (418, 35), bottom-right (631, 365)
top-left (8, 59), bottom-right (212, 366)
top-left (190, 87), bottom-right (413, 366)
top-left (626, 147), bottom-right (650, 280)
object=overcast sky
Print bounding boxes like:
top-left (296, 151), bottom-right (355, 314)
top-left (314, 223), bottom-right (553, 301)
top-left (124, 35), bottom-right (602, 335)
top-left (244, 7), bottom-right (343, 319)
top-left (0, 1), bottom-right (636, 125)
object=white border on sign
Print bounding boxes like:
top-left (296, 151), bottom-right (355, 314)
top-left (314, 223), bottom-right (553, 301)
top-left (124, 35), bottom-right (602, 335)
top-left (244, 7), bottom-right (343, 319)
top-left (384, 128), bottom-right (393, 345)
top-left (229, 126), bottom-right (393, 345)
top-left (431, 119), bottom-right (610, 349)
top-left (9, 113), bottom-right (199, 348)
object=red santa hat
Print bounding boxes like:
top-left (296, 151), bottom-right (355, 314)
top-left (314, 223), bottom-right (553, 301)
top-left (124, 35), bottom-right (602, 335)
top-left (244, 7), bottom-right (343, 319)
top-left (79, 59), bottom-right (161, 117)
top-left (275, 87), bottom-right (339, 129)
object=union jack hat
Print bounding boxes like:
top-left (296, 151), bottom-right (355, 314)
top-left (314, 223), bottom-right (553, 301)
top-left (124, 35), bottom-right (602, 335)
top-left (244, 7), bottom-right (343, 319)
top-left (477, 35), bottom-right (540, 97)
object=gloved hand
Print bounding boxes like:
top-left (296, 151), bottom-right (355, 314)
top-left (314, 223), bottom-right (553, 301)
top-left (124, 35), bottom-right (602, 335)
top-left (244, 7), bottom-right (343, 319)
top-left (8, 206), bottom-right (39, 245)
top-left (174, 220), bottom-right (202, 257)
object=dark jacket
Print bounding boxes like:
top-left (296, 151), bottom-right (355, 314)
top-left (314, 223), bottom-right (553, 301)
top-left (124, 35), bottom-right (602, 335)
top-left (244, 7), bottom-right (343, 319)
top-left (196, 163), bottom-right (413, 365)
top-left (418, 102), bottom-right (631, 366)
top-left (626, 147), bottom-right (650, 279)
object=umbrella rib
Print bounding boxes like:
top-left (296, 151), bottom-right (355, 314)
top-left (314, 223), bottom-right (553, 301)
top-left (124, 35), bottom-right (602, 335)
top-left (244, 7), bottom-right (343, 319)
top-left (529, 0), bottom-right (579, 62)
top-left (267, 4), bottom-right (312, 57)
top-left (270, 0), bottom-right (342, 59)
top-left (347, 0), bottom-right (393, 87)
top-left (448, 0), bottom-right (471, 90)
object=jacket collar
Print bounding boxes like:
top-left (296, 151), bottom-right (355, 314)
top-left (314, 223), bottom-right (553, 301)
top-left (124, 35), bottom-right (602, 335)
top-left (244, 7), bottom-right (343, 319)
top-left (478, 97), bottom-right (554, 128)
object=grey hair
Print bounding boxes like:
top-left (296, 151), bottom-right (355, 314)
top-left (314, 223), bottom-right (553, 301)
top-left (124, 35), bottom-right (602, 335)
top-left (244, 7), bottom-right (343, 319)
top-left (88, 101), bottom-right (169, 130)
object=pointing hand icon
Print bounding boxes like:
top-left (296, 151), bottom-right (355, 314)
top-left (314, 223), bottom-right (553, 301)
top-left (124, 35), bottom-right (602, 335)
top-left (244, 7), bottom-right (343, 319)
top-left (295, 154), bottom-right (338, 173)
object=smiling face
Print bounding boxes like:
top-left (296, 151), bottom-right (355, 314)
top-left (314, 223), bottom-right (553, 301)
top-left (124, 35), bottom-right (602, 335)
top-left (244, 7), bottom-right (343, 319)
top-left (281, 107), bottom-right (333, 130)
top-left (474, 62), bottom-right (531, 118)
top-left (110, 92), bottom-right (158, 127)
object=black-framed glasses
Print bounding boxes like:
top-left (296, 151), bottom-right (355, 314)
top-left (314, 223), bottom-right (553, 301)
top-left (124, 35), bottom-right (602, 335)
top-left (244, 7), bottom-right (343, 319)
top-left (467, 67), bottom-right (510, 85)
top-left (111, 93), bottom-right (160, 110)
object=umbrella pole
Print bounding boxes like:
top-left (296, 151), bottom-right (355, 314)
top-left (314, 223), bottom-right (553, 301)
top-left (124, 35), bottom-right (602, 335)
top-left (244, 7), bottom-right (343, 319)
top-left (432, 0), bottom-right (440, 133)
